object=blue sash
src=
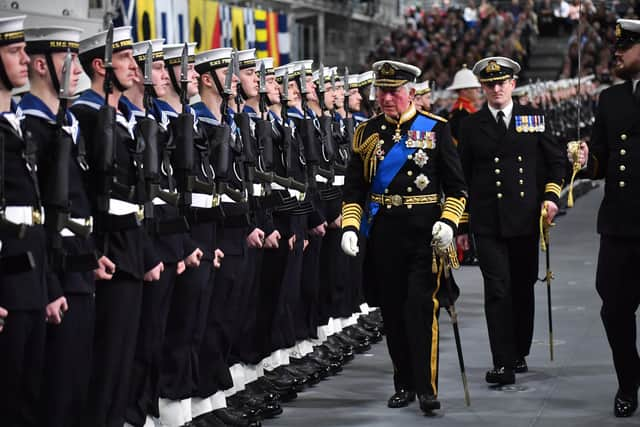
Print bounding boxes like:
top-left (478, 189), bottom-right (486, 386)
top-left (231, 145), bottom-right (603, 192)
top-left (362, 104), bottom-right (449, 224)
top-left (360, 114), bottom-right (436, 237)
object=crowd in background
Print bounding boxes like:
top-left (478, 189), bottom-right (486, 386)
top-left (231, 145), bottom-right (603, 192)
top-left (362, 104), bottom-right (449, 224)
top-left (366, 0), bottom-right (640, 88)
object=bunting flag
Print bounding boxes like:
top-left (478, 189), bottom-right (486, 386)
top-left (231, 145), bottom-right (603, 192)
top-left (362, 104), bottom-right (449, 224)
top-left (156, 0), bottom-right (174, 43)
top-left (136, 0), bottom-right (157, 41)
top-left (231, 6), bottom-right (245, 50)
top-left (206, 1), bottom-right (220, 49)
top-left (267, 10), bottom-right (279, 65)
top-left (244, 7), bottom-right (255, 49)
top-left (255, 9), bottom-right (268, 59)
top-left (189, 0), bottom-right (205, 50)
top-left (220, 3), bottom-right (232, 48)
top-left (122, 1), bottom-right (287, 59)
top-left (173, 0), bottom-right (190, 43)
top-left (277, 12), bottom-right (290, 65)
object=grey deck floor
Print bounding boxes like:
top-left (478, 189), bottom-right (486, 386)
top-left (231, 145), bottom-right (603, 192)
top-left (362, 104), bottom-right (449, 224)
top-left (267, 184), bottom-right (639, 427)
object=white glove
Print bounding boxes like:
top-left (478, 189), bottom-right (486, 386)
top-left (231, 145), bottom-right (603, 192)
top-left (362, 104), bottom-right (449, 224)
top-left (341, 230), bottom-right (360, 257)
top-left (431, 221), bottom-right (454, 251)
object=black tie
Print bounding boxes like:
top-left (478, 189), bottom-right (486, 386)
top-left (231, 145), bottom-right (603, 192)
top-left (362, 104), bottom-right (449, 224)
top-left (497, 110), bottom-right (507, 134)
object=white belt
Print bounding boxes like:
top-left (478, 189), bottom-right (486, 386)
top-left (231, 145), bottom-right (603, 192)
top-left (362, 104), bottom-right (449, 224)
top-left (152, 189), bottom-right (176, 206)
top-left (332, 175), bottom-right (345, 187)
top-left (250, 183), bottom-right (262, 197)
top-left (288, 189), bottom-right (304, 200)
top-left (271, 183), bottom-right (286, 190)
top-left (60, 216), bottom-right (93, 237)
top-left (315, 175), bottom-right (328, 183)
top-left (191, 193), bottom-right (214, 208)
top-left (3, 206), bottom-right (43, 226)
top-left (220, 194), bottom-right (237, 204)
top-left (108, 199), bottom-right (143, 216)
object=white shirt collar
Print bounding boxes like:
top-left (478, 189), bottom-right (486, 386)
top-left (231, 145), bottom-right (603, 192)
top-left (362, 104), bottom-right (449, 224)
top-left (488, 100), bottom-right (514, 126)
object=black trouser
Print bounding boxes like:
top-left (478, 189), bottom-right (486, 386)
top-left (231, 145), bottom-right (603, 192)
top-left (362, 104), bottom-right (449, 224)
top-left (298, 235), bottom-right (322, 340)
top-left (210, 225), bottom-right (253, 366)
top-left (367, 214), bottom-right (440, 396)
top-left (194, 260), bottom-right (233, 398)
top-left (475, 234), bottom-right (539, 368)
top-left (83, 274), bottom-right (143, 427)
top-left (319, 226), bottom-right (351, 323)
top-left (126, 264), bottom-right (177, 426)
top-left (596, 235), bottom-right (640, 393)
top-left (270, 216), bottom-right (305, 352)
top-left (0, 309), bottom-right (46, 427)
top-left (40, 294), bottom-right (94, 427)
top-left (160, 260), bottom-right (213, 400)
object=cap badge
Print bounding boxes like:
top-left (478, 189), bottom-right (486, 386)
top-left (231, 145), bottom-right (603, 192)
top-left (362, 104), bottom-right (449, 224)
top-left (486, 60), bottom-right (501, 73)
top-left (380, 62), bottom-right (395, 76)
top-left (616, 23), bottom-right (622, 38)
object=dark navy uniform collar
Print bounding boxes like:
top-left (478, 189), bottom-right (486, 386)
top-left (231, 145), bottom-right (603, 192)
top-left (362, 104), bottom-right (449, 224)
top-left (192, 101), bottom-right (220, 126)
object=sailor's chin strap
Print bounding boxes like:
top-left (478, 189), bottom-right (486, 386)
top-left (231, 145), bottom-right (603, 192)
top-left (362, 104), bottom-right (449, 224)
top-left (0, 56), bottom-right (14, 90)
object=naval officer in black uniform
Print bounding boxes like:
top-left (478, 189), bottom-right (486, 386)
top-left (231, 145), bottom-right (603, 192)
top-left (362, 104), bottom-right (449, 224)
top-left (341, 60), bottom-right (467, 414)
top-left (570, 18), bottom-right (640, 418)
top-left (457, 56), bottom-right (565, 385)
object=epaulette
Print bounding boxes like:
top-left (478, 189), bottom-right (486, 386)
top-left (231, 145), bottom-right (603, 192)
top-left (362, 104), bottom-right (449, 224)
top-left (419, 110), bottom-right (448, 123)
top-left (352, 120), bottom-right (368, 152)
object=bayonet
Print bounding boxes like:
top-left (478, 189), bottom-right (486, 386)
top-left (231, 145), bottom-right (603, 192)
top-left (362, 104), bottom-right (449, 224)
top-left (259, 61), bottom-right (267, 117)
top-left (317, 63), bottom-right (325, 94)
top-left (344, 67), bottom-right (350, 119)
top-left (281, 72), bottom-right (289, 103)
top-left (103, 23), bottom-right (114, 104)
top-left (232, 51), bottom-right (242, 110)
top-left (143, 42), bottom-right (153, 87)
top-left (59, 49), bottom-right (73, 100)
top-left (180, 42), bottom-right (189, 113)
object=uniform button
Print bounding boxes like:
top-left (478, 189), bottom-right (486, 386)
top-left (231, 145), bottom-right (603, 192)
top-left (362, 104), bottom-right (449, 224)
top-left (620, 149), bottom-right (627, 155)
top-left (519, 179), bottom-right (524, 185)
top-left (381, 125), bottom-right (387, 130)
top-left (407, 204), bottom-right (413, 209)
top-left (407, 154), bottom-right (413, 160)
top-left (497, 193), bottom-right (503, 199)
top-left (496, 181), bottom-right (502, 187)
top-left (407, 187), bottom-right (413, 192)
top-left (620, 165), bottom-right (626, 172)
top-left (384, 189), bottom-right (389, 194)
top-left (619, 181), bottom-right (626, 188)
top-left (407, 170), bottom-right (413, 176)
top-left (494, 157), bottom-right (500, 163)
top-left (520, 192), bottom-right (525, 198)
top-left (519, 168), bottom-right (524, 173)
top-left (495, 168), bottom-right (501, 175)
top-left (621, 133), bottom-right (627, 141)
top-left (517, 155), bottom-right (523, 162)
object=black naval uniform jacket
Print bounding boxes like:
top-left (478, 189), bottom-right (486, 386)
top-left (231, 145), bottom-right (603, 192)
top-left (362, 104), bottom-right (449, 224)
top-left (20, 93), bottom-right (96, 299)
top-left (0, 110), bottom-right (47, 310)
top-left (341, 104), bottom-right (467, 237)
top-left (457, 103), bottom-right (566, 237)
top-left (71, 90), bottom-right (154, 280)
top-left (586, 81), bottom-right (640, 237)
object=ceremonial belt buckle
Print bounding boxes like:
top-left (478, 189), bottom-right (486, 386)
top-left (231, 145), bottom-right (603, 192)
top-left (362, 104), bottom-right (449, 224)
top-left (390, 194), bottom-right (403, 207)
top-left (32, 208), bottom-right (42, 225)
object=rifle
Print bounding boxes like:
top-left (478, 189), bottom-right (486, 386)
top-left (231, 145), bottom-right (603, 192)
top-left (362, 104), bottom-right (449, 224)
top-left (297, 64), bottom-right (322, 189)
top-left (173, 43), bottom-right (195, 213)
top-left (45, 50), bottom-right (92, 242)
top-left (342, 67), bottom-right (355, 146)
top-left (278, 73), bottom-right (306, 195)
top-left (315, 64), bottom-right (337, 178)
top-left (139, 42), bottom-right (178, 214)
top-left (94, 23), bottom-right (117, 215)
top-left (211, 58), bottom-right (245, 204)
top-left (231, 52), bottom-right (259, 197)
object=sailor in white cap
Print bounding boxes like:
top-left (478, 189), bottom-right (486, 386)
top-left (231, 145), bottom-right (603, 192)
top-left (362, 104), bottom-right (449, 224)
top-left (341, 59), bottom-right (467, 415)
top-left (457, 56), bottom-right (565, 388)
top-left (0, 14), bottom-right (50, 427)
top-left (568, 18), bottom-right (640, 418)
top-left (21, 25), bottom-right (99, 427)
top-left (73, 25), bottom-right (164, 427)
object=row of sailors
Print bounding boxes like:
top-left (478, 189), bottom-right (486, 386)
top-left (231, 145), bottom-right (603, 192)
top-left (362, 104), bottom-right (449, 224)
top-left (0, 17), bottom-right (382, 427)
